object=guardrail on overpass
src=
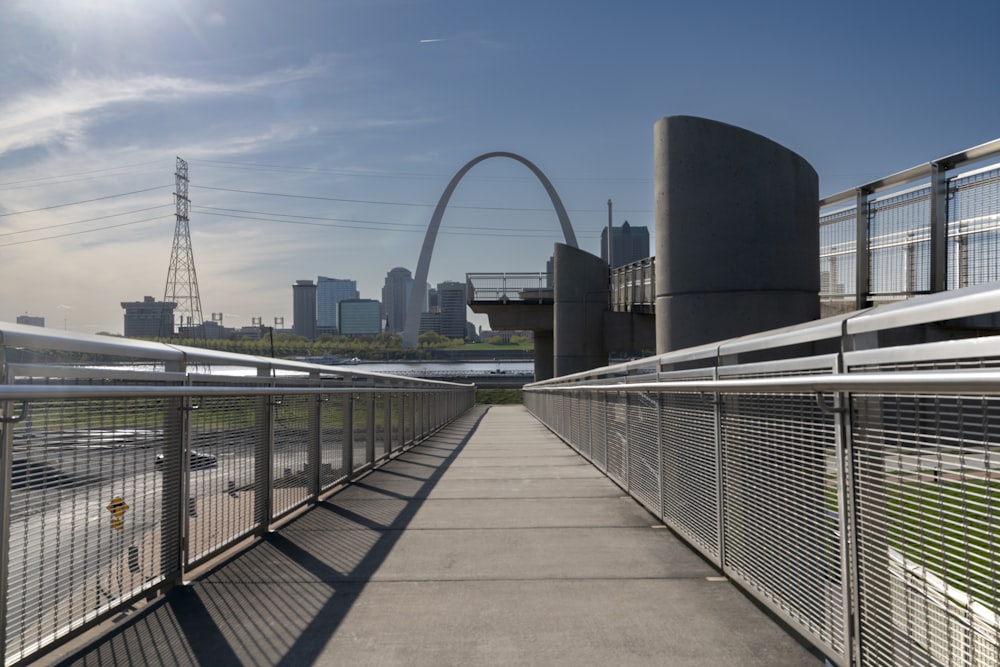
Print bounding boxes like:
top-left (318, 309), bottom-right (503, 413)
top-left (0, 326), bottom-right (474, 666)
top-left (524, 281), bottom-right (1000, 667)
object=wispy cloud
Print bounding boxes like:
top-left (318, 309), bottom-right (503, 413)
top-left (0, 61), bottom-right (333, 158)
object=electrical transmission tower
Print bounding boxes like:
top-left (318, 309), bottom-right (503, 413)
top-left (163, 157), bottom-right (205, 338)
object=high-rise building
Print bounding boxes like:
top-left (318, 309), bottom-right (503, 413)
top-left (436, 281), bottom-right (467, 339)
top-left (381, 267), bottom-right (413, 333)
top-left (317, 276), bottom-right (358, 332)
top-left (121, 296), bottom-right (176, 338)
top-left (600, 221), bottom-right (650, 268)
top-left (15, 315), bottom-right (44, 327)
top-left (338, 299), bottom-right (382, 336)
top-left (292, 279), bottom-right (317, 340)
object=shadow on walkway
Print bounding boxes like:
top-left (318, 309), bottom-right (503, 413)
top-left (53, 406), bottom-right (490, 667)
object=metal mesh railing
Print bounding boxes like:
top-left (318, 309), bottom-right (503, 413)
top-left (525, 283), bottom-right (1000, 666)
top-left (0, 327), bottom-right (475, 667)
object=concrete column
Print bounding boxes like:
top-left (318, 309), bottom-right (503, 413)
top-left (553, 243), bottom-right (608, 376)
top-left (654, 116), bottom-right (819, 354)
top-left (533, 331), bottom-right (554, 382)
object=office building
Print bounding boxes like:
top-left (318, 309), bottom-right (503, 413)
top-left (16, 315), bottom-right (44, 327)
top-left (338, 299), bottom-right (381, 336)
top-left (437, 281), bottom-right (467, 339)
top-left (121, 296), bottom-right (176, 338)
top-left (381, 267), bottom-right (413, 333)
top-left (600, 221), bottom-right (650, 268)
top-left (292, 279), bottom-right (317, 340)
top-left (317, 276), bottom-right (358, 331)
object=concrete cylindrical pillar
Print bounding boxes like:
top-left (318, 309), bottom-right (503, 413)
top-left (654, 116), bottom-right (819, 354)
top-left (553, 243), bottom-right (608, 377)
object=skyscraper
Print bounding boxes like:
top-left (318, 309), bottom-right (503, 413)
top-left (316, 277), bottom-right (358, 333)
top-left (436, 281), bottom-right (467, 339)
top-left (121, 296), bottom-right (176, 338)
top-left (292, 279), bottom-right (317, 340)
top-left (600, 221), bottom-right (650, 268)
top-left (338, 299), bottom-right (381, 336)
top-left (381, 267), bottom-right (413, 333)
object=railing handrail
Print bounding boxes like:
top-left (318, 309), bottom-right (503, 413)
top-left (523, 368), bottom-right (1000, 396)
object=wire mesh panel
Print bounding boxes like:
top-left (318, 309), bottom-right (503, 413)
top-left (868, 186), bottom-right (932, 302)
top-left (271, 394), bottom-right (312, 518)
top-left (319, 395), bottom-right (346, 490)
top-left (820, 205), bottom-right (858, 312)
top-left (590, 391), bottom-right (607, 471)
top-left (661, 391), bottom-right (721, 564)
top-left (627, 391), bottom-right (660, 515)
top-left (720, 392), bottom-right (845, 658)
top-left (5, 397), bottom-right (176, 664)
top-left (577, 393), bottom-right (592, 459)
top-left (373, 393), bottom-right (387, 460)
top-left (949, 167), bottom-right (1000, 290)
top-left (568, 393), bottom-right (582, 451)
top-left (352, 395), bottom-right (369, 472)
top-left (402, 393), bottom-right (414, 445)
top-left (389, 393), bottom-right (402, 455)
top-left (851, 393), bottom-right (1000, 667)
top-left (605, 392), bottom-right (627, 487)
top-left (186, 394), bottom-right (265, 564)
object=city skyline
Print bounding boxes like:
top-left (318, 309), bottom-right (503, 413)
top-left (4, 0), bottom-right (1000, 335)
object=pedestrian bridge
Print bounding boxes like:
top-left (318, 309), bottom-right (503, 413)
top-left (6, 278), bottom-right (1000, 666)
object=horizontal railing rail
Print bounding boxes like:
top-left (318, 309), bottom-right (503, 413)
top-left (0, 323), bottom-right (475, 667)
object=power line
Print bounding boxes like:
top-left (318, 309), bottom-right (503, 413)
top-left (0, 214), bottom-right (174, 248)
top-left (0, 160), bottom-right (163, 188)
top-left (195, 158), bottom-right (651, 184)
top-left (191, 184), bottom-right (652, 213)
top-left (195, 210), bottom-right (586, 238)
top-left (193, 204), bottom-right (593, 234)
top-left (0, 185), bottom-right (173, 217)
top-left (0, 204), bottom-right (174, 238)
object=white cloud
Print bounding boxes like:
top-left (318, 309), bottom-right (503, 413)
top-left (0, 62), bottom-right (333, 158)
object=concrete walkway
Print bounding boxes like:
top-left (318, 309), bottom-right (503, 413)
top-left (52, 405), bottom-right (823, 666)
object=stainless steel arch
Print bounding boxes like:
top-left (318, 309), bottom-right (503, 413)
top-left (402, 152), bottom-right (578, 348)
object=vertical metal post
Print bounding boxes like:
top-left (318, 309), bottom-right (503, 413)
top-left (254, 372), bottom-right (273, 531)
top-left (855, 188), bottom-right (872, 310)
top-left (623, 389), bottom-right (631, 492)
top-left (343, 393), bottom-right (354, 477)
top-left (713, 367), bottom-right (726, 570)
top-left (384, 392), bottom-right (393, 457)
top-left (161, 359), bottom-right (186, 582)
top-left (656, 391), bottom-right (665, 523)
top-left (309, 380), bottom-right (321, 500)
top-left (0, 337), bottom-right (12, 664)
top-left (929, 161), bottom-right (949, 293)
top-left (366, 391), bottom-right (376, 466)
top-left (834, 388), bottom-right (861, 667)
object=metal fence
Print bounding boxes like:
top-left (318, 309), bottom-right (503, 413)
top-left (525, 281), bottom-right (1000, 667)
top-left (821, 137), bottom-right (1000, 316)
top-left (610, 257), bottom-right (654, 313)
top-left (465, 272), bottom-right (553, 303)
top-left (0, 325), bottom-right (475, 666)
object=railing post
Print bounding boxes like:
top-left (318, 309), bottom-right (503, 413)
top-left (343, 393), bottom-right (354, 476)
top-left (712, 367), bottom-right (726, 569)
top-left (0, 341), bottom-right (12, 664)
top-left (384, 391), bottom-right (393, 457)
top-left (929, 161), bottom-right (950, 293)
top-left (855, 188), bottom-right (872, 310)
top-left (366, 391), bottom-right (376, 466)
top-left (309, 380), bottom-right (321, 500)
top-left (254, 372), bottom-right (274, 530)
top-left (161, 360), bottom-right (187, 582)
top-left (834, 387), bottom-right (862, 667)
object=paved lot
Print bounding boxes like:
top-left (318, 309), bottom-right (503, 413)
top-left (49, 405), bottom-right (824, 666)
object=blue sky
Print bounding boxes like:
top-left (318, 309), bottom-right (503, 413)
top-left (2, 0), bottom-right (999, 335)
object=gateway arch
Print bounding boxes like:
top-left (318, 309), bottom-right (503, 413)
top-left (402, 152), bottom-right (578, 348)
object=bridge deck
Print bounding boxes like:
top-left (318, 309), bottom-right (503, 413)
top-left (51, 405), bottom-right (822, 666)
